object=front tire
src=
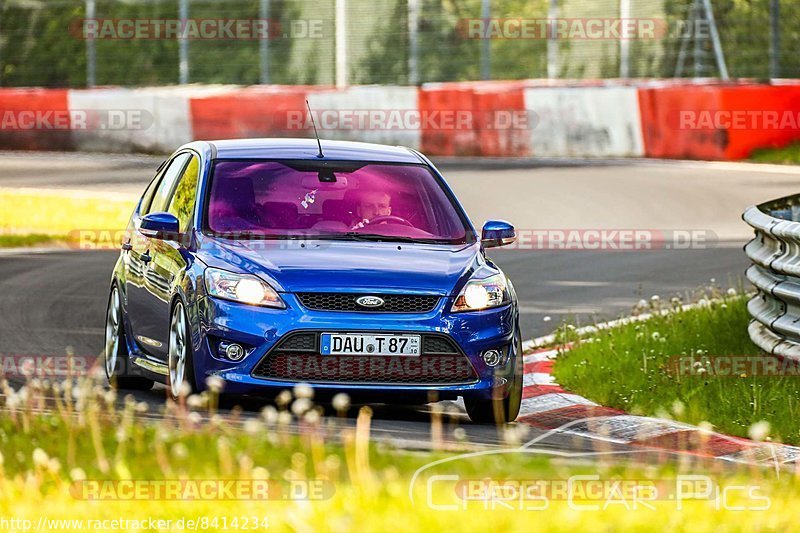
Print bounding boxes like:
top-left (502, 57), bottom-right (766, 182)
top-left (465, 375), bottom-right (522, 424)
top-left (465, 340), bottom-right (523, 424)
top-left (104, 285), bottom-right (154, 391)
top-left (168, 300), bottom-right (196, 400)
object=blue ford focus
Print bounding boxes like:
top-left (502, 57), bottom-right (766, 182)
top-left (105, 139), bottom-right (522, 423)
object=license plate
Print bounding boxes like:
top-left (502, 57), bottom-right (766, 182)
top-left (320, 333), bottom-right (421, 356)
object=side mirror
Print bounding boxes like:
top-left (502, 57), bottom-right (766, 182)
top-left (140, 212), bottom-right (180, 241)
top-left (481, 220), bottom-right (516, 249)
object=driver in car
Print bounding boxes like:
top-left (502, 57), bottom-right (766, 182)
top-left (351, 190), bottom-right (392, 230)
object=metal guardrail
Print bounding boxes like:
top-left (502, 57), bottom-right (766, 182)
top-left (743, 195), bottom-right (800, 360)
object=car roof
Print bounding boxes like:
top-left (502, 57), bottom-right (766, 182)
top-left (187, 138), bottom-right (426, 164)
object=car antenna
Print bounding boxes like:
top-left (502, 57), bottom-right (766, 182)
top-left (306, 100), bottom-right (324, 158)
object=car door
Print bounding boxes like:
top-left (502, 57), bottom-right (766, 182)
top-left (126, 152), bottom-right (192, 359)
top-left (123, 160), bottom-right (168, 353)
top-left (142, 154), bottom-right (202, 360)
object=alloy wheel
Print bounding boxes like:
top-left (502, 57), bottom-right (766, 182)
top-left (168, 302), bottom-right (188, 399)
top-left (104, 287), bottom-right (121, 379)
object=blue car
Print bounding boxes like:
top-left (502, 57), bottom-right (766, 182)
top-left (104, 139), bottom-right (522, 423)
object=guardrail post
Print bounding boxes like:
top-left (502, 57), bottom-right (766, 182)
top-left (86, 0), bottom-right (96, 88)
top-left (408, 0), bottom-right (419, 85)
top-left (260, 0), bottom-right (270, 85)
top-left (547, 0), bottom-right (559, 79)
top-left (770, 0), bottom-right (781, 79)
top-left (179, 0), bottom-right (189, 85)
top-left (480, 0), bottom-right (491, 80)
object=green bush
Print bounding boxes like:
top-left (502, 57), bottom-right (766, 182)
top-left (3, 0), bottom-right (800, 87)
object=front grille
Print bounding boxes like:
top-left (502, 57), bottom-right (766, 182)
top-left (253, 354), bottom-right (477, 384)
top-left (296, 293), bottom-right (439, 313)
top-left (253, 333), bottom-right (477, 385)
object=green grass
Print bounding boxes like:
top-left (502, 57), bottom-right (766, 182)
top-left (0, 233), bottom-right (61, 248)
top-left (553, 292), bottom-right (800, 444)
top-left (2, 376), bottom-right (800, 530)
top-left (750, 142), bottom-right (800, 164)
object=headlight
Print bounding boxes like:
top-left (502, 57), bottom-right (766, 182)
top-left (204, 268), bottom-right (285, 308)
top-left (451, 273), bottom-right (510, 312)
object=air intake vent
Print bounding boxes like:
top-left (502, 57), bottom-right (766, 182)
top-left (296, 293), bottom-right (439, 313)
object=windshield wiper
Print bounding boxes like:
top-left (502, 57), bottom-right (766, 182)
top-left (341, 232), bottom-right (450, 244)
top-left (215, 232), bottom-right (454, 244)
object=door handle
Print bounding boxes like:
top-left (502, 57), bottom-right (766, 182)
top-left (141, 251), bottom-right (152, 264)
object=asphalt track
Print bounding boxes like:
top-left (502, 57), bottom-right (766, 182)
top-left (0, 152), bottom-right (798, 456)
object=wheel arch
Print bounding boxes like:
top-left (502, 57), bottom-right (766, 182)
top-left (169, 282), bottom-right (206, 391)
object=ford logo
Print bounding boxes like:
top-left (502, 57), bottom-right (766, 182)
top-left (356, 296), bottom-right (385, 308)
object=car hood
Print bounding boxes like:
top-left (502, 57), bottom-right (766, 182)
top-left (197, 237), bottom-right (485, 295)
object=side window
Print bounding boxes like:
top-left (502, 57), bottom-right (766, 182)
top-left (167, 155), bottom-right (201, 233)
top-left (139, 164), bottom-right (167, 214)
top-left (147, 153), bottom-right (191, 215)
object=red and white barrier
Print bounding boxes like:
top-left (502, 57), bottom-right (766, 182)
top-left (190, 85), bottom-right (315, 141)
top-left (0, 88), bottom-right (73, 151)
top-left (418, 80), bottom-right (530, 157)
top-left (524, 86), bottom-right (644, 157)
top-left (67, 85), bottom-right (235, 153)
top-left (639, 83), bottom-right (800, 160)
top-left (2, 80), bottom-right (800, 160)
top-left (308, 85), bottom-right (421, 149)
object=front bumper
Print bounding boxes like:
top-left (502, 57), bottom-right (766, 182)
top-left (192, 293), bottom-right (519, 401)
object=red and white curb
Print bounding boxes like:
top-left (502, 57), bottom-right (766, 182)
top-left (518, 343), bottom-right (800, 467)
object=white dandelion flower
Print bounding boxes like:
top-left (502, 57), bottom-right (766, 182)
top-left (205, 376), bottom-right (224, 394)
top-left (748, 421), bottom-right (770, 442)
top-left (32, 448), bottom-right (49, 468)
top-left (293, 383), bottom-right (314, 400)
top-left (332, 393), bottom-right (351, 412)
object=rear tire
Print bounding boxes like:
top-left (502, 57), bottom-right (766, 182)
top-left (104, 285), bottom-right (154, 391)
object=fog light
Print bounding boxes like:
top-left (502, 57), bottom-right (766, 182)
top-left (482, 349), bottom-right (503, 367)
top-left (221, 342), bottom-right (245, 361)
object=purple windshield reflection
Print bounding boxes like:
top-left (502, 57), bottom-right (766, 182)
top-left (206, 161), bottom-right (468, 242)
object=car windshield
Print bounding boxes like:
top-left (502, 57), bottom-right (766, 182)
top-left (205, 160), bottom-right (470, 243)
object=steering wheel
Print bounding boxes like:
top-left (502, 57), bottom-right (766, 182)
top-left (363, 215), bottom-right (414, 227)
